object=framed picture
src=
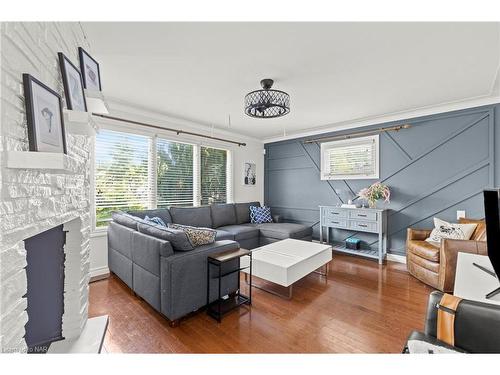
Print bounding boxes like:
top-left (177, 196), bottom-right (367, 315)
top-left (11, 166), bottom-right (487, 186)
top-left (58, 52), bottom-right (87, 112)
top-left (23, 74), bottom-right (67, 154)
top-left (78, 47), bottom-right (102, 91)
top-left (243, 162), bottom-right (256, 186)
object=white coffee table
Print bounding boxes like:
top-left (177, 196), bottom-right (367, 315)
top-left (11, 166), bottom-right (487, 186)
top-left (241, 239), bottom-right (332, 299)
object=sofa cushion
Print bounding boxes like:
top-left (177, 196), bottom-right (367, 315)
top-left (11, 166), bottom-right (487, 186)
top-left (234, 201), bottom-right (260, 224)
top-left (112, 211), bottom-right (145, 230)
top-left (211, 203), bottom-right (237, 228)
top-left (256, 223), bottom-right (313, 240)
top-left (407, 240), bottom-right (440, 262)
top-left (217, 225), bottom-right (260, 241)
top-left (169, 206), bottom-right (213, 228)
top-left (127, 208), bottom-right (172, 225)
top-left (216, 230), bottom-right (235, 241)
top-left (169, 223), bottom-right (217, 247)
top-left (250, 206), bottom-right (273, 224)
top-left (137, 222), bottom-right (194, 251)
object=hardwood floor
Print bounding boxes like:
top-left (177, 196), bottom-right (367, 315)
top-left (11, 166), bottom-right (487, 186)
top-left (89, 254), bottom-right (433, 353)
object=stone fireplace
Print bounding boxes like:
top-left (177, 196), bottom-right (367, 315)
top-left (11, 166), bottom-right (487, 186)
top-left (0, 22), bottom-right (98, 353)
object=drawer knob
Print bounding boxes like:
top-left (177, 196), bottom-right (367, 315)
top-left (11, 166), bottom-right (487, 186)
top-left (359, 224), bottom-right (367, 227)
top-left (358, 214), bottom-right (367, 217)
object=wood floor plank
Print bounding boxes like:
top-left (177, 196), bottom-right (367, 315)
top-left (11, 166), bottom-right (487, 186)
top-left (88, 254), bottom-right (433, 353)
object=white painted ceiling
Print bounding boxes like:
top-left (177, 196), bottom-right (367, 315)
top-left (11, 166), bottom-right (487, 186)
top-left (82, 22), bottom-right (500, 140)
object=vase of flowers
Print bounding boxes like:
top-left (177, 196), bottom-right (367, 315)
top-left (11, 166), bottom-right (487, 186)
top-left (358, 182), bottom-right (391, 208)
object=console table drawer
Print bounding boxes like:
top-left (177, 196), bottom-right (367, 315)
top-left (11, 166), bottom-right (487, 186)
top-left (325, 208), bottom-right (347, 219)
top-left (348, 210), bottom-right (378, 221)
top-left (325, 218), bottom-right (347, 228)
top-left (349, 220), bottom-right (378, 232)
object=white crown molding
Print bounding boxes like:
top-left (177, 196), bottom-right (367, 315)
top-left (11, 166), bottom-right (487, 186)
top-left (263, 94), bottom-right (500, 144)
top-left (103, 96), bottom-right (264, 145)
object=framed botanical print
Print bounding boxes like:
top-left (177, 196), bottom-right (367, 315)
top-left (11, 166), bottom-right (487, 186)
top-left (23, 74), bottom-right (67, 154)
top-left (243, 162), bottom-right (256, 186)
top-left (58, 52), bottom-right (87, 111)
top-left (78, 47), bottom-right (102, 91)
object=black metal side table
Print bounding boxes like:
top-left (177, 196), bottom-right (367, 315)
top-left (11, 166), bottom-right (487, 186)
top-left (206, 248), bottom-right (252, 322)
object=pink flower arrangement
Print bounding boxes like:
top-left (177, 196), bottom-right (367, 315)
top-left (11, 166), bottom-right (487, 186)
top-left (358, 182), bottom-right (390, 208)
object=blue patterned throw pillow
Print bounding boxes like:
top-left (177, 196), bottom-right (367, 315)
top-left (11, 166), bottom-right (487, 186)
top-left (250, 206), bottom-right (273, 224)
top-left (144, 215), bottom-right (167, 227)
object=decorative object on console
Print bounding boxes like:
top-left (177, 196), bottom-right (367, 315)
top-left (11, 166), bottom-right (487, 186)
top-left (244, 78), bottom-right (290, 118)
top-left (22, 74), bottom-right (67, 153)
top-left (358, 182), bottom-right (390, 208)
top-left (168, 223), bottom-right (217, 247)
top-left (144, 215), bottom-right (167, 227)
top-left (346, 237), bottom-right (361, 250)
top-left (243, 162), bottom-right (256, 186)
top-left (58, 52), bottom-right (87, 112)
top-left (78, 47), bottom-right (102, 91)
top-left (250, 206), bottom-right (273, 224)
top-left (425, 218), bottom-right (477, 245)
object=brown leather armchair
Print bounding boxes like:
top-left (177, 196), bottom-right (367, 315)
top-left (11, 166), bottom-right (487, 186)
top-left (406, 218), bottom-right (487, 292)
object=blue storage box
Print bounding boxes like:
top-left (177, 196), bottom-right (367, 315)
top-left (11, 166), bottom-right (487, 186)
top-left (346, 237), bottom-right (361, 250)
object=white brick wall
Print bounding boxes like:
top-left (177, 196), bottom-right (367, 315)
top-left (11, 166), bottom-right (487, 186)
top-left (0, 22), bottom-right (92, 353)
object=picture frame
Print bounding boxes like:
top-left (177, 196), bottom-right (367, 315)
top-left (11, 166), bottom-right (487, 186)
top-left (78, 47), bottom-right (102, 91)
top-left (58, 52), bottom-right (87, 112)
top-left (23, 74), bottom-right (67, 154)
top-left (243, 162), bottom-right (256, 186)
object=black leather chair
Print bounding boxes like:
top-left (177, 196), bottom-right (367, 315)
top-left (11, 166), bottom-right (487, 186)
top-left (404, 291), bottom-right (500, 353)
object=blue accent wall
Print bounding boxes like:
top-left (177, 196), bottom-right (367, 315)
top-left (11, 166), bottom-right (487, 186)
top-left (264, 104), bottom-right (500, 255)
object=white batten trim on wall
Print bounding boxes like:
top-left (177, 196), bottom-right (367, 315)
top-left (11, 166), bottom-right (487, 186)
top-left (263, 95), bottom-right (500, 144)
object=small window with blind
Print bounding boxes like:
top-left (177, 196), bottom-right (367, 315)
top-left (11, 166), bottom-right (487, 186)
top-left (156, 138), bottom-right (194, 207)
top-left (94, 129), bottom-right (151, 227)
top-left (320, 135), bottom-right (379, 180)
top-left (201, 146), bottom-right (228, 205)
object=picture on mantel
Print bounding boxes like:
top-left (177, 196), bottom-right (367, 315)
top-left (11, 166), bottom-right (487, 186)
top-left (244, 162), bottom-right (256, 186)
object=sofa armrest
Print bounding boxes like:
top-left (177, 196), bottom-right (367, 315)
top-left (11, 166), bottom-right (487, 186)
top-left (160, 240), bottom-right (240, 321)
top-left (407, 228), bottom-right (432, 241)
top-left (438, 239), bottom-right (487, 292)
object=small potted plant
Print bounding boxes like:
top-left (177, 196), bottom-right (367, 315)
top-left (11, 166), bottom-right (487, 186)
top-left (358, 182), bottom-right (390, 208)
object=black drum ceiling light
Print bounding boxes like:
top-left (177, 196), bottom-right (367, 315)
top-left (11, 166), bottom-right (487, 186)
top-left (244, 79), bottom-right (290, 118)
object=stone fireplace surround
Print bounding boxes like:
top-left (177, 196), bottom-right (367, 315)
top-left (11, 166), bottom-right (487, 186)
top-left (0, 134), bottom-right (93, 353)
top-left (0, 22), bottom-right (101, 353)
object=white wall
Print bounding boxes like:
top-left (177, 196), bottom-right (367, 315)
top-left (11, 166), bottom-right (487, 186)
top-left (89, 99), bottom-right (264, 279)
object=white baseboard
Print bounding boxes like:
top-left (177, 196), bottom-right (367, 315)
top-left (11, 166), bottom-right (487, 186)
top-left (89, 266), bottom-right (110, 282)
top-left (387, 253), bottom-right (407, 264)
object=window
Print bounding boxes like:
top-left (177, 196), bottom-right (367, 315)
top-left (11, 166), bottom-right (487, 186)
top-left (93, 129), bottom-right (232, 229)
top-left (320, 135), bottom-right (379, 180)
top-left (156, 138), bottom-right (194, 207)
top-left (201, 147), bottom-right (227, 205)
top-left (94, 129), bottom-right (151, 226)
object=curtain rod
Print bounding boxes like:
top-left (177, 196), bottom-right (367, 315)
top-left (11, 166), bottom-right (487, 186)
top-left (92, 113), bottom-right (247, 147)
top-left (303, 124), bottom-right (411, 144)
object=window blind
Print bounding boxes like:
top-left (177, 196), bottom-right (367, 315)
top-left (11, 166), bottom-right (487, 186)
top-left (201, 147), bottom-right (227, 205)
top-left (94, 129), bottom-right (150, 226)
top-left (156, 138), bottom-right (194, 207)
top-left (321, 135), bottom-right (379, 180)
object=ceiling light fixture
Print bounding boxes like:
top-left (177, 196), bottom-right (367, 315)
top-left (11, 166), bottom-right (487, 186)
top-left (244, 79), bottom-right (290, 119)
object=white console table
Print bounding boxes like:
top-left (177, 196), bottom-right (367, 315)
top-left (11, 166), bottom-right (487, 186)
top-left (319, 206), bottom-right (388, 264)
top-left (454, 252), bottom-right (500, 305)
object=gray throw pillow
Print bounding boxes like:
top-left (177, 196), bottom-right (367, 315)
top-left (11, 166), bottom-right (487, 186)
top-left (111, 211), bottom-right (146, 230)
top-left (137, 222), bottom-right (195, 251)
top-left (168, 223), bottom-right (217, 247)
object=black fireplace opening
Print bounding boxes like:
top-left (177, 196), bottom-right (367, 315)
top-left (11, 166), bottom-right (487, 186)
top-left (24, 224), bottom-right (66, 353)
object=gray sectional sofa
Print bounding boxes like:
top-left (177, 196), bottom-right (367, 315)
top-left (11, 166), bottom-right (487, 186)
top-left (107, 201), bottom-right (312, 324)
